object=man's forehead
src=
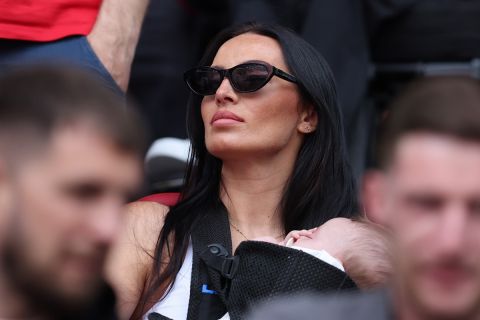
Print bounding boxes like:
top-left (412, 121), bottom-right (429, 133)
top-left (389, 133), bottom-right (480, 168)
top-left (386, 133), bottom-right (480, 191)
top-left (46, 124), bottom-right (139, 171)
top-left (1, 124), bottom-right (87, 167)
top-left (0, 129), bottom-right (51, 173)
top-left (7, 125), bottom-right (141, 200)
top-left (9, 123), bottom-right (137, 176)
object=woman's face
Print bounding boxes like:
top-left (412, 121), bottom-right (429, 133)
top-left (201, 33), bottom-right (314, 161)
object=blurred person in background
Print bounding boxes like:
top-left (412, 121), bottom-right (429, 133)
top-left (0, 66), bottom-right (145, 319)
top-left (250, 76), bottom-right (480, 320)
top-left (0, 0), bottom-right (150, 93)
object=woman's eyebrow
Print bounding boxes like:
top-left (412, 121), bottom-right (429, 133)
top-left (211, 60), bottom-right (266, 69)
top-left (244, 59), bottom-right (265, 64)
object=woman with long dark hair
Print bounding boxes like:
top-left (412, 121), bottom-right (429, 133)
top-left (107, 22), bottom-right (358, 320)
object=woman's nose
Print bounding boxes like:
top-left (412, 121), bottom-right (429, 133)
top-left (215, 77), bottom-right (238, 106)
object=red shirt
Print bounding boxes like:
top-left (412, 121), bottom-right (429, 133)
top-left (0, 0), bottom-right (102, 42)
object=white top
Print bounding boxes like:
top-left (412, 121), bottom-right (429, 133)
top-left (144, 242), bottom-right (193, 320)
top-left (144, 241), bottom-right (343, 320)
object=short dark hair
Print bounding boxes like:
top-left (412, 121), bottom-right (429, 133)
top-left (378, 76), bottom-right (480, 168)
top-left (0, 65), bottom-right (147, 161)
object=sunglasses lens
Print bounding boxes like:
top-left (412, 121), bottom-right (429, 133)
top-left (231, 64), bottom-right (270, 92)
top-left (185, 68), bottom-right (222, 95)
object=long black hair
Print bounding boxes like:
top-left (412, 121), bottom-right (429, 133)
top-left (132, 22), bottom-right (358, 318)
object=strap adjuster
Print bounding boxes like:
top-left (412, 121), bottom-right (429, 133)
top-left (221, 256), bottom-right (239, 279)
top-left (200, 243), bottom-right (239, 279)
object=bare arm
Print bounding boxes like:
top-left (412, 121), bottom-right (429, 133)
top-left (87, 0), bottom-right (150, 90)
top-left (105, 201), bottom-right (168, 320)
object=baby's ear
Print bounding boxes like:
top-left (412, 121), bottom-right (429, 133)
top-left (361, 170), bottom-right (388, 226)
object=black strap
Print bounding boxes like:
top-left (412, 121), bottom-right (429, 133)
top-left (187, 202), bottom-right (232, 320)
top-left (147, 312), bottom-right (173, 320)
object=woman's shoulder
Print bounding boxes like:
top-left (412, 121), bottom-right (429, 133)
top-left (106, 201), bottom-right (170, 319)
top-left (125, 200), bottom-right (169, 251)
top-left (127, 200), bottom-right (169, 229)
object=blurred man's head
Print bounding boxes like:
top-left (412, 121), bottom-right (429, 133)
top-left (0, 66), bottom-right (145, 318)
top-left (363, 77), bottom-right (480, 319)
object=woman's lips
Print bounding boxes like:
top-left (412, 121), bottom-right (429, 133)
top-left (211, 110), bottom-right (244, 125)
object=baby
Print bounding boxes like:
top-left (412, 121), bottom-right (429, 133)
top-left (256, 217), bottom-right (392, 289)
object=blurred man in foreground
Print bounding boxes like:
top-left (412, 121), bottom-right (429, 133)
top-left (0, 67), bottom-right (145, 319)
top-left (250, 76), bottom-right (480, 320)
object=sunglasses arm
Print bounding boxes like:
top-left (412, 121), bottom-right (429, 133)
top-left (273, 68), bottom-right (298, 83)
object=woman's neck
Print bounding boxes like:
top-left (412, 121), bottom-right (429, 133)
top-left (220, 154), bottom-right (295, 243)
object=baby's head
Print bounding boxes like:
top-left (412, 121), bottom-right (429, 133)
top-left (342, 219), bottom-right (392, 289)
top-left (296, 217), bottom-right (393, 289)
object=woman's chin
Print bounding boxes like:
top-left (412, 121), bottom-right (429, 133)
top-left (208, 146), bottom-right (250, 160)
top-left (207, 144), bottom-right (283, 162)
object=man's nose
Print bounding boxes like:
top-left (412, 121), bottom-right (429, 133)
top-left (436, 204), bottom-right (468, 254)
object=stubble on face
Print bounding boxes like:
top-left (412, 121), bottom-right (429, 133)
top-left (0, 124), bottom-right (140, 318)
top-left (0, 210), bottom-right (108, 317)
top-left (386, 134), bottom-right (480, 320)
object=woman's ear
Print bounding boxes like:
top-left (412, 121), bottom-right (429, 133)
top-left (297, 105), bottom-right (318, 134)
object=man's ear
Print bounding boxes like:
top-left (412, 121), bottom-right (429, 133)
top-left (361, 169), bottom-right (389, 226)
top-left (297, 105), bottom-right (318, 134)
top-left (0, 158), bottom-right (12, 230)
top-left (0, 158), bottom-right (13, 211)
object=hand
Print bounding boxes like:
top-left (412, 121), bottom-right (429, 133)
top-left (294, 218), bottom-right (355, 261)
top-left (283, 228), bottom-right (316, 246)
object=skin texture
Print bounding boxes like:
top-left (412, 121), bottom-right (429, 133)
top-left (87, 0), bottom-right (150, 90)
top-left (0, 122), bottom-right (141, 318)
top-left (364, 133), bottom-right (480, 320)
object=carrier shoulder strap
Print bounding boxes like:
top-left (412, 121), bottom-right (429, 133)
top-left (187, 202), bottom-right (231, 320)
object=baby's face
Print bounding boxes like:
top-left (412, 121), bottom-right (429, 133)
top-left (294, 218), bottom-right (357, 261)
